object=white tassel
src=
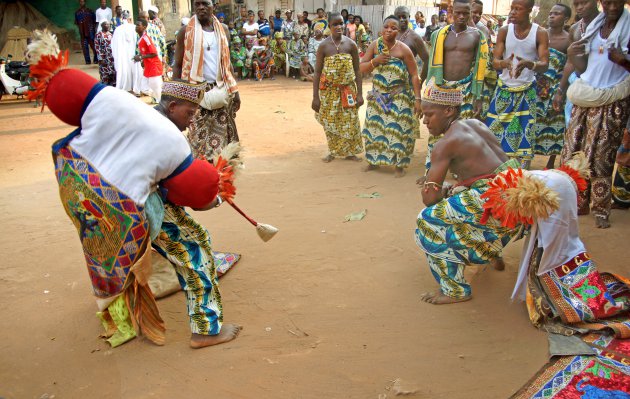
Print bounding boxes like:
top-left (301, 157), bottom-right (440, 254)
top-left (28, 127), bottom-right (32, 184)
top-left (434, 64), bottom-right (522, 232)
top-left (26, 29), bottom-right (60, 65)
top-left (256, 223), bottom-right (279, 242)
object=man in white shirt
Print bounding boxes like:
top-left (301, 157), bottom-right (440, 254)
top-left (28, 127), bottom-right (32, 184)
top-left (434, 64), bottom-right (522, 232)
top-left (95, 0), bottom-right (112, 32)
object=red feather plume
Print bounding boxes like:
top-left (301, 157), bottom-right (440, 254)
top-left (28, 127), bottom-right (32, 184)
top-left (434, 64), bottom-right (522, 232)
top-left (27, 49), bottom-right (69, 107)
top-left (557, 164), bottom-right (588, 192)
top-left (214, 155), bottom-right (236, 202)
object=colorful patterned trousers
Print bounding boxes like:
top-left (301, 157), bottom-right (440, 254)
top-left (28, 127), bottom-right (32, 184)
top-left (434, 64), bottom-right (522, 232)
top-left (561, 97), bottom-right (630, 219)
top-left (426, 255), bottom-right (471, 299)
top-left (152, 204), bottom-right (223, 335)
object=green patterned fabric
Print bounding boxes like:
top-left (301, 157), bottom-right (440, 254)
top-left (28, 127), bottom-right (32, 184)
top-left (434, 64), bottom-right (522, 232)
top-left (533, 48), bottom-right (567, 156)
top-left (363, 37), bottom-right (418, 168)
top-left (486, 80), bottom-right (537, 160)
top-left (415, 159), bottom-right (521, 298)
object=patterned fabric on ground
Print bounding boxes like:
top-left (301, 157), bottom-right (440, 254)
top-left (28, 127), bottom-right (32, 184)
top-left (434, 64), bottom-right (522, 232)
top-left (526, 249), bottom-right (630, 338)
top-left (189, 100), bottom-right (239, 159)
top-left (533, 48), bottom-right (567, 156)
top-left (152, 204), bottom-right (224, 335)
top-left (95, 31), bottom-right (116, 86)
top-left (363, 37), bottom-right (417, 168)
top-left (486, 79), bottom-right (537, 160)
top-left (561, 97), bottom-right (630, 218)
top-left (315, 53), bottom-right (363, 157)
top-left (415, 158), bottom-right (521, 298)
top-left (510, 334), bottom-right (630, 399)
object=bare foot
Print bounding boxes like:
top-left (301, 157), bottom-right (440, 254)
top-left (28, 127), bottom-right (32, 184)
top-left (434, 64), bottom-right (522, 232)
top-left (190, 324), bottom-right (242, 349)
top-left (420, 291), bottom-right (472, 305)
top-left (322, 154), bottom-right (334, 163)
top-left (394, 167), bottom-right (406, 178)
top-left (364, 164), bottom-right (379, 172)
top-left (491, 258), bottom-right (505, 271)
top-left (345, 155), bottom-right (362, 162)
top-left (595, 216), bottom-right (610, 229)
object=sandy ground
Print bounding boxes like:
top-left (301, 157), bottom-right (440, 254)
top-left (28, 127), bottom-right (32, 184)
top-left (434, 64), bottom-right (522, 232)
top-left (1, 56), bottom-right (628, 399)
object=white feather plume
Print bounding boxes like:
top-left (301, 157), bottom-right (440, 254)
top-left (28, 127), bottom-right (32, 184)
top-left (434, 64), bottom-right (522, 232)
top-left (26, 29), bottom-right (60, 65)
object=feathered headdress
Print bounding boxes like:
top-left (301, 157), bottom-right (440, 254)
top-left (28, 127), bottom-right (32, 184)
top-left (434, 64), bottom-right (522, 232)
top-left (26, 30), bottom-right (69, 106)
top-left (26, 29), bottom-right (99, 126)
top-left (480, 168), bottom-right (560, 228)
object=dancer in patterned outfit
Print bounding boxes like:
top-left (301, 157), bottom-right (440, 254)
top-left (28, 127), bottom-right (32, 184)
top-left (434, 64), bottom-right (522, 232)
top-left (151, 81), bottom-right (240, 343)
top-left (173, 0), bottom-right (241, 156)
top-left (487, 0), bottom-right (549, 169)
top-left (26, 31), bottom-right (240, 348)
top-left (612, 122), bottom-right (630, 209)
top-left (360, 16), bottom-right (422, 178)
top-left (416, 81), bottom-right (520, 304)
top-left (481, 155), bottom-right (630, 338)
top-left (532, 4), bottom-right (571, 169)
top-left (561, 1), bottom-right (630, 228)
top-left (95, 21), bottom-right (116, 86)
top-left (312, 12), bottom-right (363, 162)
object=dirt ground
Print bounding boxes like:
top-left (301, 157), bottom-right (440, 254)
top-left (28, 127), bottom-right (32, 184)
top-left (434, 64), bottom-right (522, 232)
top-left (1, 57), bottom-right (628, 399)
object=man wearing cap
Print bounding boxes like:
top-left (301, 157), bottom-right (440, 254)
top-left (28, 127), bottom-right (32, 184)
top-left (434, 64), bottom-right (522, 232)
top-left (173, 0), bottom-right (241, 157)
top-left (148, 5), bottom-right (167, 37)
top-left (27, 31), bottom-right (240, 347)
top-left (152, 79), bottom-right (242, 349)
top-left (414, 79), bottom-right (520, 304)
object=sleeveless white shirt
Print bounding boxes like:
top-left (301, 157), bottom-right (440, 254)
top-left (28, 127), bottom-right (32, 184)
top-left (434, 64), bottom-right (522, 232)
top-left (499, 23), bottom-right (539, 87)
top-left (580, 33), bottom-right (629, 89)
top-left (202, 30), bottom-right (219, 83)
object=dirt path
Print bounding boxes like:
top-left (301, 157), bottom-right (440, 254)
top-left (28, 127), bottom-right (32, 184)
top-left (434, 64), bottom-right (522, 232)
top-left (1, 61), bottom-right (628, 399)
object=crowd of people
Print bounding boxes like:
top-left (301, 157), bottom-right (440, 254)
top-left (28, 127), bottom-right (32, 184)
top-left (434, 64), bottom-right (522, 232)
top-left (27, 0), bottom-right (627, 383)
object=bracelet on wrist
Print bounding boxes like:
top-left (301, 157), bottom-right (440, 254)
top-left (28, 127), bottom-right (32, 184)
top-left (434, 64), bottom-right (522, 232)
top-left (370, 59), bottom-right (376, 68)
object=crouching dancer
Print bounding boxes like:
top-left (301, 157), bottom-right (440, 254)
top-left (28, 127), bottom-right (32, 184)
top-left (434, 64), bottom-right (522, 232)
top-left (26, 31), bottom-right (240, 348)
top-left (415, 79), bottom-right (521, 304)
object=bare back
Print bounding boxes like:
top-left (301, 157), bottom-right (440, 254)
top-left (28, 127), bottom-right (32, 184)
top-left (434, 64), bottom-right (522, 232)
top-left (439, 119), bottom-right (507, 181)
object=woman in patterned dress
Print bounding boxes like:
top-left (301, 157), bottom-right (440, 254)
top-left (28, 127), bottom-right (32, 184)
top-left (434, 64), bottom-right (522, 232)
top-left (359, 15), bottom-right (422, 177)
top-left (95, 21), bottom-right (116, 85)
top-left (312, 12), bottom-right (364, 162)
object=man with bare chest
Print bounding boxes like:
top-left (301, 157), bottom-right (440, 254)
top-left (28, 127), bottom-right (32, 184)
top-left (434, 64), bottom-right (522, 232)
top-left (532, 4), bottom-right (571, 169)
top-left (414, 81), bottom-right (520, 304)
top-left (471, 0), bottom-right (497, 120)
top-left (424, 0), bottom-right (489, 171)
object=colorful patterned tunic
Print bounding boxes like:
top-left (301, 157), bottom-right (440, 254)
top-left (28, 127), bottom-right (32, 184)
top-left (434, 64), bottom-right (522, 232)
top-left (95, 31), bottom-right (116, 86)
top-left (486, 80), bottom-right (538, 160)
top-left (287, 39), bottom-right (307, 69)
top-left (363, 37), bottom-right (417, 168)
top-left (415, 159), bottom-right (521, 298)
top-left (533, 48), bottom-right (567, 156)
top-left (315, 53), bottom-right (363, 157)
